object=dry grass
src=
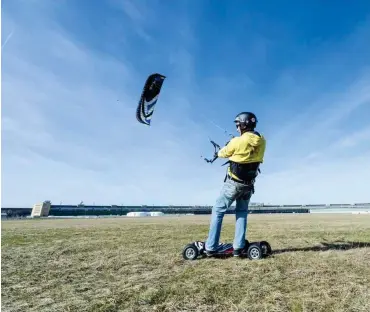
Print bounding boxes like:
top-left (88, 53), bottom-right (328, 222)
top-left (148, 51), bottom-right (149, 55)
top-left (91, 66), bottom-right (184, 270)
top-left (2, 214), bottom-right (370, 312)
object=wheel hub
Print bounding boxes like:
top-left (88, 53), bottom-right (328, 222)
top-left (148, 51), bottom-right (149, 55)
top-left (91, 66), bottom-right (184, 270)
top-left (250, 247), bottom-right (260, 259)
top-left (185, 248), bottom-right (196, 259)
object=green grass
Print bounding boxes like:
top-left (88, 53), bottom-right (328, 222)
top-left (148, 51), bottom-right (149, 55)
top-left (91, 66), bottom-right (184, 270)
top-left (2, 214), bottom-right (370, 312)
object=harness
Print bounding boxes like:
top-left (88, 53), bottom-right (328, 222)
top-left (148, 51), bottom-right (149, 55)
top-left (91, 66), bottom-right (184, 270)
top-left (226, 161), bottom-right (260, 182)
top-left (217, 161), bottom-right (260, 198)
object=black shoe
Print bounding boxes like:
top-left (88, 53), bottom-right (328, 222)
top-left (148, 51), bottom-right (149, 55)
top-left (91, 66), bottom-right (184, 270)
top-left (233, 248), bottom-right (243, 257)
top-left (205, 250), bottom-right (217, 257)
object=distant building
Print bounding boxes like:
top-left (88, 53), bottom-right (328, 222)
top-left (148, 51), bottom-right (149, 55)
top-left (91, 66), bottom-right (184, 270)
top-left (31, 201), bottom-right (51, 218)
top-left (126, 212), bottom-right (150, 217)
top-left (150, 211), bottom-right (164, 216)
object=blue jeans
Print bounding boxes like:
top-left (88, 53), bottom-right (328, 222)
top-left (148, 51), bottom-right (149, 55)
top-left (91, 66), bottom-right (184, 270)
top-left (205, 178), bottom-right (253, 251)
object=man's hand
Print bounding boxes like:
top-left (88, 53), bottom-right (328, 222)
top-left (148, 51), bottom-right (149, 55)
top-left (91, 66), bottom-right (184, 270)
top-left (218, 137), bottom-right (237, 158)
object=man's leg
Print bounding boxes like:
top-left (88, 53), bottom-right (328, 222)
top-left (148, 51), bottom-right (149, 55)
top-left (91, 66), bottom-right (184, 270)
top-left (233, 188), bottom-right (252, 256)
top-left (205, 180), bottom-right (238, 253)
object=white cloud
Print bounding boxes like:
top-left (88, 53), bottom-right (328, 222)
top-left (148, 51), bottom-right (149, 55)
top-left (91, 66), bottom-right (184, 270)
top-left (256, 151), bottom-right (370, 205)
top-left (257, 73), bottom-right (370, 204)
top-left (334, 126), bottom-right (370, 149)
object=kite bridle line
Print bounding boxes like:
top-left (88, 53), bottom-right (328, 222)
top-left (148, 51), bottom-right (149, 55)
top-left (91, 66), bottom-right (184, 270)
top-left (207, 120), bottom-right (235, 139)
top-left (201, 115), bottom-right (235, 140)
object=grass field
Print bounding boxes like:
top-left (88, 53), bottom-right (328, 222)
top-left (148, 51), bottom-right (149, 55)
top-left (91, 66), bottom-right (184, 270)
top-left (2, 214), bottom-right (370, 312)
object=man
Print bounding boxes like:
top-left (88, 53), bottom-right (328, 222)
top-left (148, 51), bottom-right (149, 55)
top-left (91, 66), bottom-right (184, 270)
top-left (205, 112), bottom-right (266, 257)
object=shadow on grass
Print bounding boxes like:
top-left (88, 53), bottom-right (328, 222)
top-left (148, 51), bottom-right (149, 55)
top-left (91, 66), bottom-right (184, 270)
top-left (272, 241), bottom-right (370, 255)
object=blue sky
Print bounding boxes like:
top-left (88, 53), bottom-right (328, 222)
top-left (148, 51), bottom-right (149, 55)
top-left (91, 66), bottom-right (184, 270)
top-left (2, 0), bottom-right (370, 207)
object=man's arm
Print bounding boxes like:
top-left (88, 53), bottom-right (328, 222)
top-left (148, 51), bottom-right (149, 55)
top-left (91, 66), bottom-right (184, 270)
top-left (217, 137), bottom-right (237, 158)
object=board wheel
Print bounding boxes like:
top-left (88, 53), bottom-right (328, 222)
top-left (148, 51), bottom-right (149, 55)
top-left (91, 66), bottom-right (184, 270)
top-left (247, 243), bottom-right (263, 260)
top-left (182, 244), bottom-right (199, 260)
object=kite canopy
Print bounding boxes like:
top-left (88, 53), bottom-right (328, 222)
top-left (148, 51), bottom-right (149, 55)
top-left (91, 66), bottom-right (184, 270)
top-left (136, 73), bottom-right (166, 126)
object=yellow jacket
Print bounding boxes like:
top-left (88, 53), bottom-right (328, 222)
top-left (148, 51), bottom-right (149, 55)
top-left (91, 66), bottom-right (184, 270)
top-left (218, 131), bottom-right (266, 181)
